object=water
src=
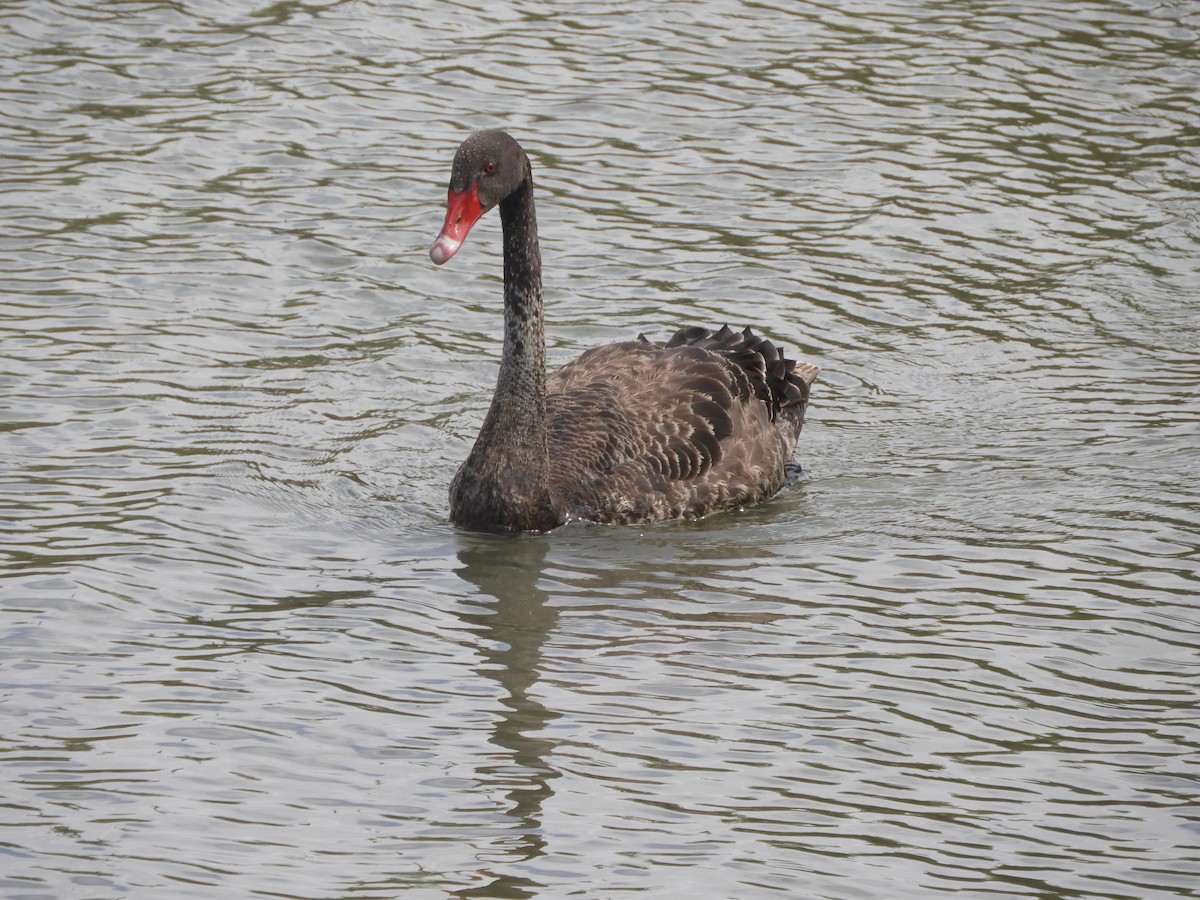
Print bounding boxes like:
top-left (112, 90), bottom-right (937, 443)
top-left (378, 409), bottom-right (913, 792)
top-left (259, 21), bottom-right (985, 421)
top-left (2, 0), bottom-right (1198, 897)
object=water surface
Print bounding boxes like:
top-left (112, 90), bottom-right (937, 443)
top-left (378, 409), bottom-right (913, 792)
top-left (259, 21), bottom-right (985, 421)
top-left (2, 1), bottom-right (1198, 897)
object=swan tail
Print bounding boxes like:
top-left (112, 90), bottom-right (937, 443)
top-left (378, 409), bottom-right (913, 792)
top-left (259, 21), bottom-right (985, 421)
top-left (664, 324), bottom-right (819, 424)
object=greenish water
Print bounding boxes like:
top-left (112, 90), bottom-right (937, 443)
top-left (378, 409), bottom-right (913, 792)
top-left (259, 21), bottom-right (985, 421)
top-left (2, 1), bottom-right (1198, 897)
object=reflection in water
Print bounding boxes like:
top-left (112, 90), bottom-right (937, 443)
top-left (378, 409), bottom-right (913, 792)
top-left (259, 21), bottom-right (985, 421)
top-left (453, 535), bottom-right (560, 898)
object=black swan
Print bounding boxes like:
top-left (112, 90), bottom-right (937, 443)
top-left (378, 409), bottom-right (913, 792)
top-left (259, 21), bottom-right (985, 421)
top-left (430, 129), bottom-right (820, 533)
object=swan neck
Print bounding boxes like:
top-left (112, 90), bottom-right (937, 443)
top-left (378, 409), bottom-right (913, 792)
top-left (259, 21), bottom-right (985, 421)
top-left (496, 174), bottom-right (545, 408)
top-left (451, 169), bottom-right (555, 531)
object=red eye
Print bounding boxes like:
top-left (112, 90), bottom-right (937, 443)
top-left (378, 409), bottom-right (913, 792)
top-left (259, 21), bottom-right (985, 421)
top-left (484, 162), bottom-right (496, 174)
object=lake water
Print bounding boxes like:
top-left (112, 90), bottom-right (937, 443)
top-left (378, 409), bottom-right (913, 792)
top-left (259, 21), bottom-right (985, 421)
top-left (2, 1), bottom-right (1198, 897)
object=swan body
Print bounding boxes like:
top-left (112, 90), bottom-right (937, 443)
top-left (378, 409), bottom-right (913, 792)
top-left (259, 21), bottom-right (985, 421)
top-left (430, 130), bottom-right (819, 533)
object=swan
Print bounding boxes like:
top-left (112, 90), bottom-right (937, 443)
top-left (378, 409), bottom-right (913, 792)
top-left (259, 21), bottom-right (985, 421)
top-left (430, 130), bottom-right (819, 532)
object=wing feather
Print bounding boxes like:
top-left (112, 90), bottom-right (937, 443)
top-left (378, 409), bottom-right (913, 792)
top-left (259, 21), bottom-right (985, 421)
top-left (542, 326), bottom-right (816, 523)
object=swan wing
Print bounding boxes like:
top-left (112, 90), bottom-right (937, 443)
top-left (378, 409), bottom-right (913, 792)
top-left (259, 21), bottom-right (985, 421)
top-left (545, 331), bottom-right (811, 523)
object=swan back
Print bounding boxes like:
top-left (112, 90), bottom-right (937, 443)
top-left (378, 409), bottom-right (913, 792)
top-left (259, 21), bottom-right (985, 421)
top-left (544, 326), bottom-right (819, 524)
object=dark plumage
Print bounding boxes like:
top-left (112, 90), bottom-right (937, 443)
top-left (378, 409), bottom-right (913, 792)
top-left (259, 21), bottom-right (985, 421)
top-left (430, 130), bottom-right (820, 533)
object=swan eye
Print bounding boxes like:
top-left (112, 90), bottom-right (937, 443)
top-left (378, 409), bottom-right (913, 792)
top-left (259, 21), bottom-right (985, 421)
top-left (483, 162), bottom-right (496, 175)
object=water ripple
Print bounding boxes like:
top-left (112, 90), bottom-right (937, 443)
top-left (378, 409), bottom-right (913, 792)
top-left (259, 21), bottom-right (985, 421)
top-left (2, 0), bottom-right (1198, 897)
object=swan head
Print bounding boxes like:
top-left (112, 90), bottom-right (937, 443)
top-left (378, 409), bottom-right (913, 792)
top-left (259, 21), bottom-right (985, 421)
top-left (430, 130), bottom-right (530, 265)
